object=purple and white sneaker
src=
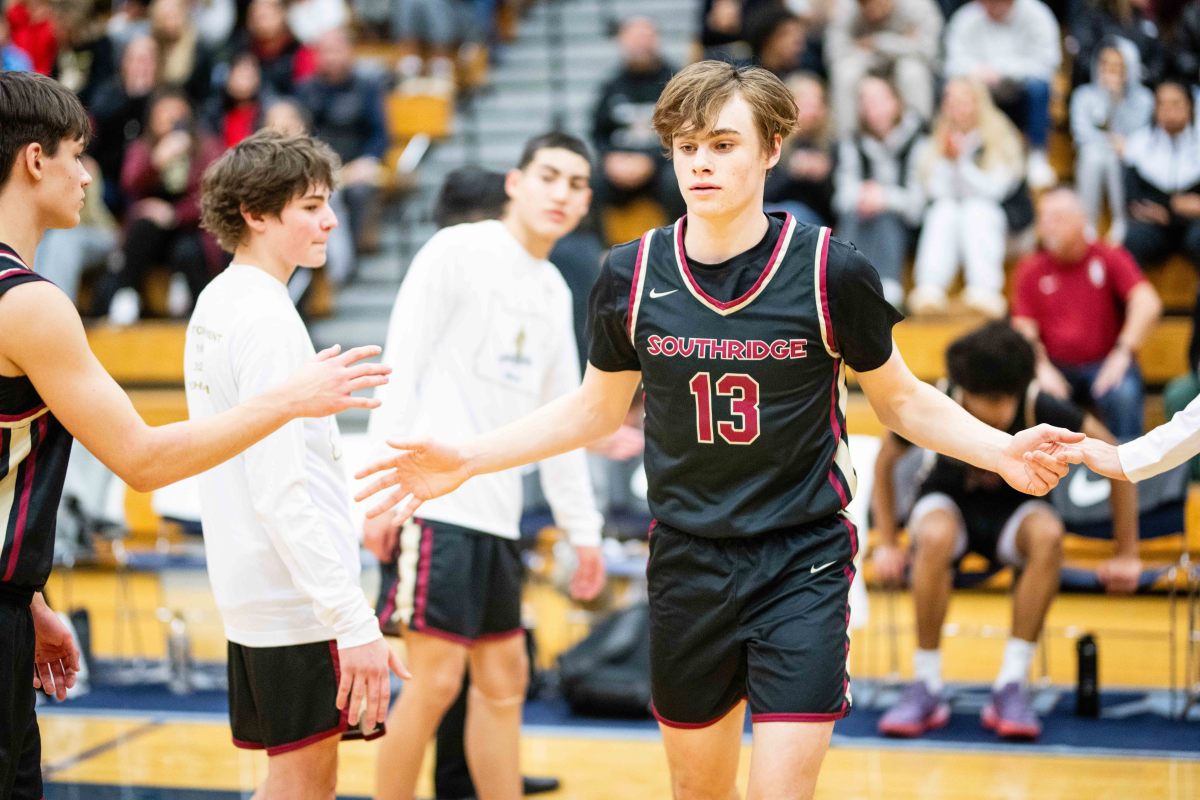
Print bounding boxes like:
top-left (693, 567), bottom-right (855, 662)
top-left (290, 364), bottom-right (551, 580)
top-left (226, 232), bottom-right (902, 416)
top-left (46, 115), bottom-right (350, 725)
top-left (981, 682), bottom-right (1042, 740)
top-left (878, 682), bottom-right (951, 737)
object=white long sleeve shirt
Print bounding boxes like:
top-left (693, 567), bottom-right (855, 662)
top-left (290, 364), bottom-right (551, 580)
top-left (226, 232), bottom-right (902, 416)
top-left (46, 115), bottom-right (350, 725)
top-left (367, 220), bottom-right (602, 547)
top-left (185, 264), bottom-right (380, 649)
top-left (1118, 393), bottom-right (1200, 483)
top-left (944, 0), bottom-right (1061, 82)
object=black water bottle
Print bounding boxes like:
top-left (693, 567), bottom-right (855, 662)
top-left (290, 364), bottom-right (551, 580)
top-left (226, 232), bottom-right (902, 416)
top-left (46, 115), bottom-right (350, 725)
top-left (1076, 633), bottom-right (1100, 717)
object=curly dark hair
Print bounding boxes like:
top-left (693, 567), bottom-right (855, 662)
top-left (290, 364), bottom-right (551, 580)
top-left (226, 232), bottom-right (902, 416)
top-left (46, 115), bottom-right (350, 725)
top-left (946, 321), bottom-right (1036, 397)
top-left (200, 129), bottom-right (339, 252)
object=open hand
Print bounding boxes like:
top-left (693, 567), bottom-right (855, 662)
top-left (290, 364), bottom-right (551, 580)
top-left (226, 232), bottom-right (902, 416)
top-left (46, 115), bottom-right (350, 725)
top-left (336, 638), bottom-right (410, 734)
top-left (570, 546), bottom-right (606, 601)
top-left (279, 344), bottom-right (390, 419)
top-left (355, 438), bottom-right (471, 521)
top-left (32, 606), bottom-right (80, 701)
top-left (1096, 554), bottom-right (1142, 594)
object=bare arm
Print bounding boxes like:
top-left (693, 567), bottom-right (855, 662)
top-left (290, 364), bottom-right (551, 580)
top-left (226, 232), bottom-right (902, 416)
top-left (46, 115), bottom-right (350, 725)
top-left (857, 347), bottom-right (1081, 494)
top-left (1, 283), bottom-right (386, 492)
top-left (1080, 414), bottom-right (1142, 593)
top-left (356, 365), bottom-right (643, 519)
top-left (1011, 315), bottom-right (1071, 399)
top-left (870, 432), bottom-right (907, 547)
top-left (1116, 282), bottom-right (1162, 354)
top-left (870, 432), bottom-right (911, 586)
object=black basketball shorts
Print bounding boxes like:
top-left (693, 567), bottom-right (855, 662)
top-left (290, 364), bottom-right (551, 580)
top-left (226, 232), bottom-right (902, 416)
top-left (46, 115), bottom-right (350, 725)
top-left (646, 514), bottom-right (858, 728)
top-left (227, 639), bottom-right (385, 755)
top-left (1, 594), bottom-right (41, 800)
top-left (381, 518), bottom-right (524, 645)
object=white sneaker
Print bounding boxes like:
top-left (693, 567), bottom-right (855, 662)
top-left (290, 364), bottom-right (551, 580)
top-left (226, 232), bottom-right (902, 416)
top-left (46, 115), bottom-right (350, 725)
top-left (1027, 151), bottom-right (1056, 190)
top-left (1106, 217), bottom-right (1127, 245)
top-left (962, 286), bottom-right (1008, 319)
top-left (166, 273), bottom-right (191, 318)
top-left (108, 287), bottom-right (140, 326)
top-left (907, 284), bottom-right (948, 316)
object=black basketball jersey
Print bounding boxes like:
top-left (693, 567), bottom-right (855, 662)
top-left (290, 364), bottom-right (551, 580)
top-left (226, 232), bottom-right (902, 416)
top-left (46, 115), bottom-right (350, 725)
top-left (0, 243), bottom-right (74, 599)
top-left (588, 213), bottom-right (902, 539)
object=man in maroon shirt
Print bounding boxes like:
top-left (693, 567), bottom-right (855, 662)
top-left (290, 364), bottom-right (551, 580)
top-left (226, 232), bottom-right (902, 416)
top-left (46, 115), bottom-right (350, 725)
top-left (1012, 188), bottom-right (1162, 441)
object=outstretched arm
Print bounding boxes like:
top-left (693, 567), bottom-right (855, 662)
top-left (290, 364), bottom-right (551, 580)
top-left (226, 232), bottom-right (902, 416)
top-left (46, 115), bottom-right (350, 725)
top-left (857, 347), bottom-right (1082, 494)
top-left (356, 365), bottom-right (642, 520)
top-left (0, 283), bottom-right (388, 492)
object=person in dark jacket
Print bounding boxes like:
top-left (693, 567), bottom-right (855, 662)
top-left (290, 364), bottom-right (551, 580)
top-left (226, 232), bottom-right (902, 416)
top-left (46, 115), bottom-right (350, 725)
top-left (764, 71), bottom-right (836, 225)
top-left (294, 26), bottom-right (387, 255)
top-left (590, 16), bottom-right (683, 229)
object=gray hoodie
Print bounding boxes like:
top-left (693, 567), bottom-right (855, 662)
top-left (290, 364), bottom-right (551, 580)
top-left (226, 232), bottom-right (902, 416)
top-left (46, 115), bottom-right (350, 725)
top-left (1069, 36), bottom-right (1155, 147)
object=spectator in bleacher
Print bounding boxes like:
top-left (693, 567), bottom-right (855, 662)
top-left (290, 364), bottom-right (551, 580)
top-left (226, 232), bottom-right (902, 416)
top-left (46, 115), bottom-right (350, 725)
top-left (294, 26), bottom-right (387, 258)
top-left (1067, 0), bottom-right (1165, 88)
top-left (390, 0), bottom-right (475, 80)
top-left (148, 0), bottom-right (213, 101)
top-left (872, 321), bottom-right (1141, 741)
top-left (192, 0), bottom-right (235, 49)
top-left (201, 51), bottom-right (273, 147)
top-left (944, 0), bottom-right (1061, 189)
top-left (286, 0), bottom-right (350, 44)
top-left (834, 74), bottom-right (927, 308)
top-left (5, 0), bottom-right (56, 74)
top-left (232, 0), bottom-right (316, 96)
top-left (1012, 188), bottom-right (1161, 440)
top-left (1069, 37), bottom-right (1154, 244)
top-left (88, 33), bottom-right (159, 214)
top-left (106, 0), bottom-right (150, 54)
top-left (824, 0), bottom-right (941, 135)
top-left (1121, 79), bottom-right (1200, 277)
top-left (49, 1), bottom-right (117, 105)
top-left (1162, 1), bottom-right (1199, 87)
top-left (909, 78), bottom-right (1023, 317)
top-left (107, 88), bottom-right (224, 324)
top-left (699, 0), bottom-right (763, 61)
top-left (744, 4), bottom-right (823, 79)
top-left (590, 16), bottom-right (684, 232)
top-left (764, 71), bottom-right (836, 224)
top-left (1, 13), bottom-right (33, 70)
top-left (34, 155), bottom-right (118, 310)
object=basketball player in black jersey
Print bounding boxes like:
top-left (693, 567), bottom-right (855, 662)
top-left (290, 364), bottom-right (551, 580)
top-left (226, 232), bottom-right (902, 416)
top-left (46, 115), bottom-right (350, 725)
top-left (355, 62), bottom-right (1084, 800)
top-left (0, 71), bottom-right (389, 800)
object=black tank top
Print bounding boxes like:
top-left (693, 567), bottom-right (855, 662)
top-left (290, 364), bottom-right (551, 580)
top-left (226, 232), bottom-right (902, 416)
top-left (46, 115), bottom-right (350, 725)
top-left (0, 243), bottom-right (74, 599)
top-left (626, 213), bottom-right (857, 537)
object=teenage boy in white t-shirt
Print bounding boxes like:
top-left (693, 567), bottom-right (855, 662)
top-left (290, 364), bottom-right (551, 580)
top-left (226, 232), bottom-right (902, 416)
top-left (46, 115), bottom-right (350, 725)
top-left (185, 129), bottom-right (407, 800)
top-left (366, 132), bottom-right (607, 800)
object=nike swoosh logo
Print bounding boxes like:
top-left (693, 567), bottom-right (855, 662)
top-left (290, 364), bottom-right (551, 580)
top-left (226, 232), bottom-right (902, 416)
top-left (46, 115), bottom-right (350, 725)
top-left (649, 288), bottom-right (678, 299)
top-left (811, 560), bottom-right (837, 574)
top-left (1067, 467), bottom-right (1110, 507)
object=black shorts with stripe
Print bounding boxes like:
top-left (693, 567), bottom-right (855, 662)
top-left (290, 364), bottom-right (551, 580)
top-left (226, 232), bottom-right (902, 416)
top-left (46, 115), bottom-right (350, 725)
top-left (227, 639), bottom-right (384, 755)
top-left (379, 518), bottom-right (523, 645)
top-left (647, 514), bottom-right (858, 728)
top-left (1, 593), bottom-right (41, 800)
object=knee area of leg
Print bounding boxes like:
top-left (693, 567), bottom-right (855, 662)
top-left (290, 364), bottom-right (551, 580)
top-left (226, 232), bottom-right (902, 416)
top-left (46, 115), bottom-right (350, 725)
top-left (468, 682), bottom-right (526, 710)
top-left (425, 670), bottom-right (469, 708)
top-left (914, 519), bottom-right (959, 557)
top-left (1026, 516), bottom-right (1065, 555)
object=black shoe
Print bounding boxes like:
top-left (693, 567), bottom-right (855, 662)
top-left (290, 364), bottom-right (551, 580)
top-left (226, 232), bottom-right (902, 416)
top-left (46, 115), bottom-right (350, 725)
top-left (523, 775), bottom-right (561, 795)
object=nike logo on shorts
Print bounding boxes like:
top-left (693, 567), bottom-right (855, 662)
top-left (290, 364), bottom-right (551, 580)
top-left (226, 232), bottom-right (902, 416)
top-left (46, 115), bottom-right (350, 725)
top-left (649, 288), bottom-right (678, 299)
top-left (811, 560), bottom-right (837, 574)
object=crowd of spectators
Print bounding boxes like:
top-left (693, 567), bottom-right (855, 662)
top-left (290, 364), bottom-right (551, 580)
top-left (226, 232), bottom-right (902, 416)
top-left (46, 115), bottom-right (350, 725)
top-left (585, 0), bottom-right (1199, 329)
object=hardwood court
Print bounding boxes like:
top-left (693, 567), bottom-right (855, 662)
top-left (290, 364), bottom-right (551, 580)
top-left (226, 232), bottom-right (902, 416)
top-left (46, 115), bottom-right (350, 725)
top-left (37, 712), bottom-right (1200, 799)
top-left (38, 567), bottom-right (1200, 799)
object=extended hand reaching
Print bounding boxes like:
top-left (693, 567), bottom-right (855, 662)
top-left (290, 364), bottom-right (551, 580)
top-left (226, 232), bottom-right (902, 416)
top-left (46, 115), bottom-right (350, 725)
top-left (999, 424), bottom-right (1086, 496)
top-left (355, 438), bottom-right (472, 522)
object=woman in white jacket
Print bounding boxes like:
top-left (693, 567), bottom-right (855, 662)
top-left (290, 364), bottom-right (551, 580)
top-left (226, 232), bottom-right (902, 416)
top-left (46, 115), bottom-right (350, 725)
top-left (909, 77), bottom-right (1024, 317)
top-left (1069, 36), bottom-right (1154, 243)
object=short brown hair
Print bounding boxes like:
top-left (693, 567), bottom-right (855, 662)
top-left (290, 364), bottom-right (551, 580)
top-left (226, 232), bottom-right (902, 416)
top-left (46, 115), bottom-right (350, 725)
top-left (651, 60), bottom-right (798, 154)
top-left (0, 72), bottom-right (92, 191)
top-left (200, 130), bottom-right (340, 252)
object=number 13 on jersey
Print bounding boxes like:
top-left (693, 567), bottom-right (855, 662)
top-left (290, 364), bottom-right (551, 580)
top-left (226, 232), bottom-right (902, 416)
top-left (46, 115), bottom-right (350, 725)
top-left (689, 372), bottom-right (761, 445)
